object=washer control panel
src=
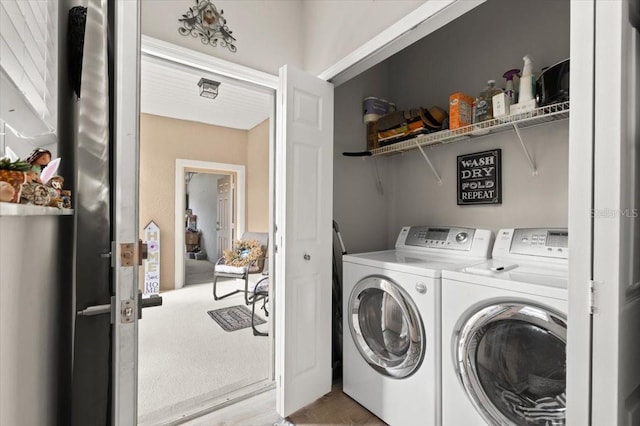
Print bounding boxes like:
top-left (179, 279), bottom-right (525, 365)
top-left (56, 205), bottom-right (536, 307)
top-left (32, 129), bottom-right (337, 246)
top-left (404, 226), bottom-right (475, 250)
top-left (395, 226), bottom-right (493, 258)
top-left (397, 225), bottom-right (481, 251)
top-left (496, 228), bottom-right (569, 259)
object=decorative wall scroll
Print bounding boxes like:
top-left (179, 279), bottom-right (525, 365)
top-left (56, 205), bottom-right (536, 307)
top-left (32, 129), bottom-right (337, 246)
top-left (143, 221), bottom-right (161, 295)
top-left (457, 149), bottom-right (502, 205)
top-left (178, 0), bottom-right (237, 52)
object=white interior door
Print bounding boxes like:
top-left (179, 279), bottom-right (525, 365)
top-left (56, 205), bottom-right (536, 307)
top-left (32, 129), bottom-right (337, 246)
top-left (591, 1), bottom-right (640, 424)
top-left (113, 0), bottom-right (140, 423)
top-left (566, 1), bottom-right (594, 424)
top-left (275, 65), bottom-right (334, 417)
top-left (217, 174), bottom-right (232, 257)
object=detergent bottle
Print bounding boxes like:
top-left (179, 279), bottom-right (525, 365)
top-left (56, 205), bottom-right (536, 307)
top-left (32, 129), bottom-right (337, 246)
top-left (474, 80), bottom-right (502, 123)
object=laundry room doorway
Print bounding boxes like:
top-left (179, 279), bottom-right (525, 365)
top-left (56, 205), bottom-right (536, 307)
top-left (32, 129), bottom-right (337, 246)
top-left (136, 45), bottom-right (275, 424)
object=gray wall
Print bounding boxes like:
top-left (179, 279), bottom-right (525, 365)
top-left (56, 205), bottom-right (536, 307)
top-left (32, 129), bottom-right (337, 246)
top-left (333, 61), bottom-right (394, 255)
top-left (388, 0), bottom-right (570, 114)
top-left (0, 217), bottom-right (59, 425)
top-left (188, 173), bottom-right (220, 262)
top-left (334, 0), bottom-right (571, 250)
top-left (387, 121), bottom-right (569, 245)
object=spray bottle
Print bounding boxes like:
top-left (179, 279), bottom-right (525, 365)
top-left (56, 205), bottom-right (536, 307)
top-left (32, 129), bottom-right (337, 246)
top-left (518, 55), bottom-right (535, 103)
top-left (502, 68), bottom-right (520, 106)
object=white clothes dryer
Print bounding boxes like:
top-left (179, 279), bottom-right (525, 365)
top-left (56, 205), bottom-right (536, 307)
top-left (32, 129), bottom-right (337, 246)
top-left (342, 226), bottom-right (494, 426)
top-left (441, 228), bottom-right (569, 426)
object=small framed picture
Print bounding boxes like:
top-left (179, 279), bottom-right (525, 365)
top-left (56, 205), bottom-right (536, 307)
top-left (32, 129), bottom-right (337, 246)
top-left (457, 149), bottom-right (502, 205)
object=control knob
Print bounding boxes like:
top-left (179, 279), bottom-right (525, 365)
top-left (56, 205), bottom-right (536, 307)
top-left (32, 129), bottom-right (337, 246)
top-left (455, 232), bottom-right (468, 243)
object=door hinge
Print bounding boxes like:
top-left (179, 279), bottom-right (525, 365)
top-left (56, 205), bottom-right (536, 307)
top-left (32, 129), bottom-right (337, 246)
top-left (589, 280), bottom-right (598, 314)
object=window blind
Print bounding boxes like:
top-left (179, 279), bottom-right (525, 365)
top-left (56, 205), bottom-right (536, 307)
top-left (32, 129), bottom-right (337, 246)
top-left (0, 0), bottom-right (58, 134)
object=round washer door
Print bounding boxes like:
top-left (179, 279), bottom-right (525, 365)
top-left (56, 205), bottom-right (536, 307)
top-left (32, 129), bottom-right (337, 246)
top-left (348, 275), bottom-right (425, 379)
top-left (455, 302), bottom-right (567, 426)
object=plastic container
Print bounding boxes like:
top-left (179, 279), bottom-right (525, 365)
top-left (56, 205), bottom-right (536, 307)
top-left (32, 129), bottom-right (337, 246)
top-left (474, 80), bottom-right (502, 123)
top-left (363, 97), bottom-right (388, 123)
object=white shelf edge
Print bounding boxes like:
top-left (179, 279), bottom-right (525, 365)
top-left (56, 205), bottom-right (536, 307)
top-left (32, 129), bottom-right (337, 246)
top-left (0, 202), bottom-right (73, 217)
top-left (369, 101), bottom-right (570, 157)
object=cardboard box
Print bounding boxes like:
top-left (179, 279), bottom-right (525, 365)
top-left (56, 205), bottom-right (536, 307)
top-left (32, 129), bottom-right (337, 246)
top-left (185, 231), bottom-right (200, 245)
top-left (510, 99), bottom-right (537, 115)
top-left (492, 92), bottom-right (510, 117)
top-left (449, 92), bottom-right (474, 129)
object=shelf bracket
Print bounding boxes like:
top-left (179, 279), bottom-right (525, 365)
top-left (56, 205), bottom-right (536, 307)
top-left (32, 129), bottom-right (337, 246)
top-left (415, 141), bottom-right (442, 184)
top-left (512, 123), bottom-right (538, 175)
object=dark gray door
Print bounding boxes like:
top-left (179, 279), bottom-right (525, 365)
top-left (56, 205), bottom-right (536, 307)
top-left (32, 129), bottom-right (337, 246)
top-left (71, 1), bottom-right (113, 424)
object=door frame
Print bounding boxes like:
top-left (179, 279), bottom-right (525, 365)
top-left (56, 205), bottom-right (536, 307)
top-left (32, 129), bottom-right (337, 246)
top-left (590, 1), bottom-right (640, 423)
top-left (318, 0), bottom-right (592, 421)
top-left (317, 0), bottom-right (485, 86)
top-left (113, 0), bottom-right (140, 423)
top-left (142, 36), bottom-right (279, 406)
top-left (141, 36), bottom-right (279, 90)
top-left (566, 1), bottom-right (594, 424)
top-left (175, 159), bottom-right (246, 289)
top-left (142, 33), bottom-right (279, 295)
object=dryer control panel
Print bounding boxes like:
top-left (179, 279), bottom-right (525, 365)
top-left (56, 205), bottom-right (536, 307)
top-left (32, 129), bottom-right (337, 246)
top-left (494, 228), bottom-right (569, 261)
top-left (396, 226), bottom-right (493, 258)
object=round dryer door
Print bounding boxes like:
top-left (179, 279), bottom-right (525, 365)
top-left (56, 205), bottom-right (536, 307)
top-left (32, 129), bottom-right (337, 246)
top-left (456, 302), bottom-right (567, 426)
top-left (348, 276), bottom-right (425, 379)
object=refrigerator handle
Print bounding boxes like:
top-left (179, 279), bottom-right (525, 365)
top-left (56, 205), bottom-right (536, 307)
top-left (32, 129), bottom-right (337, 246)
top-left (631, 0), bottom-right (640, 31)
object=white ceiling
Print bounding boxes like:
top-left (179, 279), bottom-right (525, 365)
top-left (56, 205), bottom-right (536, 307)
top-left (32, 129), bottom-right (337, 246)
top-left (140, 55), bottom-right (272, 130)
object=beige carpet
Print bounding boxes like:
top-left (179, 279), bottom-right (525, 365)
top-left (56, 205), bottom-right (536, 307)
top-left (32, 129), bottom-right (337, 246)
top-left (138, 280), bottom-right (272, 425)
top-left (185, 258), bottom-right (217, 286)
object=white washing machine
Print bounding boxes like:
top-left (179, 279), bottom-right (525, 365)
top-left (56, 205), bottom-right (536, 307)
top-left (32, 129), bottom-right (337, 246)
top-left (342, 226), bottom-right (494, 426)
top-left (441, 228), bottom-right (569, 426)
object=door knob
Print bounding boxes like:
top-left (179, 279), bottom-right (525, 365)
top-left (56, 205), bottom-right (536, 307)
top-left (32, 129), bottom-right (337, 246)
top-left (304, 254), bottom-right (311, 260)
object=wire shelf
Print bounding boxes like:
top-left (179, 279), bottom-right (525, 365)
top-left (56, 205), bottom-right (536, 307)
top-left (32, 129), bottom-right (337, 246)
top-left (369, 101), bottom-right (570, 157)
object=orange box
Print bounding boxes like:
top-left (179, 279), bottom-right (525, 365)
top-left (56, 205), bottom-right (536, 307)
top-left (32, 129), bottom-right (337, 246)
top-left (449, 92), bottom-right (474, 129)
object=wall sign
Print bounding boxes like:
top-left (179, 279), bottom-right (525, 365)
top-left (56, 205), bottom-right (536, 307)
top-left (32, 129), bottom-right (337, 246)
top-left (457, 149), bottom-right (502, 205)
top-left (143, 221), bottom-right (161, 295)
